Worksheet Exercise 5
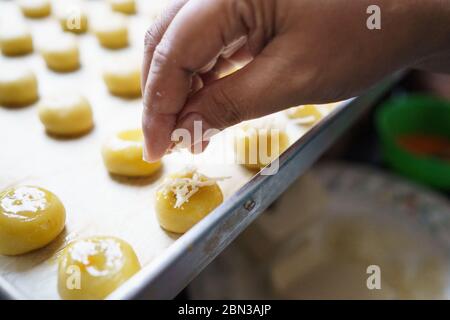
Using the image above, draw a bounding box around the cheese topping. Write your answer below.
[158,168,228,208]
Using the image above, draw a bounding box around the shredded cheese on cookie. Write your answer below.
[158,168,229,208]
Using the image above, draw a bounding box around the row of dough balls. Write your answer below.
[18,0,138,20]
[0,166,226,246]
[1,0,147,59]
[0,168,225,298]
[99,127,292,177]
[0,33,142,98]
[106,107,330,176]
[0,57,140,122]
[0,68,135,136]
[101,108,342,182]
[1,24,139,81]
[0,30,142,86]
[99,105,334,182]
[1,14,125,55]
[0,185,140,299]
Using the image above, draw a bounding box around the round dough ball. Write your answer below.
[102,129,162,177]
[38,93,94,136]
[59,7,88,34]
[19,0,52,19]
[109,0,136,15]
[0,23,33,56]
[41,35,80,72]
[156,169,224,234]
[235,126,290,170]
[286,104,323,125]
[0,186,66,256]
[93,13,128,49]
[0,64,38,107]
[103,58,141,98]
[58,236,141,300]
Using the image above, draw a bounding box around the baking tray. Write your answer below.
[0,0,404,299]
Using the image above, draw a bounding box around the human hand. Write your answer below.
[141,0,450,161]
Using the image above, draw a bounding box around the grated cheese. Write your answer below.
[158,167,229,209]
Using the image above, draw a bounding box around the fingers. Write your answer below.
[142,0,261,161]
[141,0,188,95]
[141,0,188,163]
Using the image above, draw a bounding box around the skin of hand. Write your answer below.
[141,0,450,162]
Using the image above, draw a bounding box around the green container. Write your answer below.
[376,95,450,190]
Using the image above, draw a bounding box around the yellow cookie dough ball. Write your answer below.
[109,0,136,15]
[0,23,33,56]
[41,34,80,72]
[93,13,128,49]
[38,93,94,137]
[59,7,88,34]
[0,64,38,107]
[19,0,52,19]
[0,186,66,256]
[103,58,141,98]
[102,129,162,177]
[58,236,141,300]
[156,168,224,234]
[286,104,323,125]
[235,126,290,170]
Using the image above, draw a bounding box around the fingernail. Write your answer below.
[142,110,175,162]
[142,141,163,163]
[142,143,152,162]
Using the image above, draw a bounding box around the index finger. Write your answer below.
[141,0,188,95]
